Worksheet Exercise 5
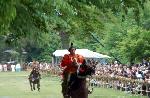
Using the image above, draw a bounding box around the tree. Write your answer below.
[0,0,150,63]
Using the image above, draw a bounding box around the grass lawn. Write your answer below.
[0,71,147,98]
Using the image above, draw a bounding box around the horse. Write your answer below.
[28,69,41,91]
[61,59,96,98]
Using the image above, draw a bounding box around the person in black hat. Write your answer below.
[60,43,88,98]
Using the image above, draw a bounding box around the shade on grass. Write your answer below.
[0,72,146,98]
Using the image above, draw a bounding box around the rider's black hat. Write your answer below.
[68,42,76,52]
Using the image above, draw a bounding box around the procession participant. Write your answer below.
[60,43,88,98]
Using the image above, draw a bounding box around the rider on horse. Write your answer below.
[28,67,41,91]
[29,67,41,80]
[60,43,89,98]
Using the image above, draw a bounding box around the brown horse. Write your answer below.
[28,69,41,91]
[62,59,96,98]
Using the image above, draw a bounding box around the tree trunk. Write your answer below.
[59,31,70,49]
[130,57,134,66]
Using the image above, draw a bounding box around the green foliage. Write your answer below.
[117,27,150,63]
[0,0,150,64]
[0,0,17,33]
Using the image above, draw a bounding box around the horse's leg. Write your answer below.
[62,81,71,98]
[37,81,40,91]
[33,83,35,90]
[29,80,33,91]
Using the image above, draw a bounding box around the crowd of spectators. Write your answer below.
[90,60,150,96]
[95,61,150,81]
[25,61,61,75]
[0,63,21,72]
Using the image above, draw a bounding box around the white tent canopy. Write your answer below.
[52,49,69,57]
[53,49,111,58]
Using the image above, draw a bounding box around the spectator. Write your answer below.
[3,63,7,72]
[11,64,16,72]
[0,64,2,72]
[16,63,21,72]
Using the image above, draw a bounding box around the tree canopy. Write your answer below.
[0,0,150,64]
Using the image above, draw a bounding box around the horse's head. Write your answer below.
[77,59,96,77]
